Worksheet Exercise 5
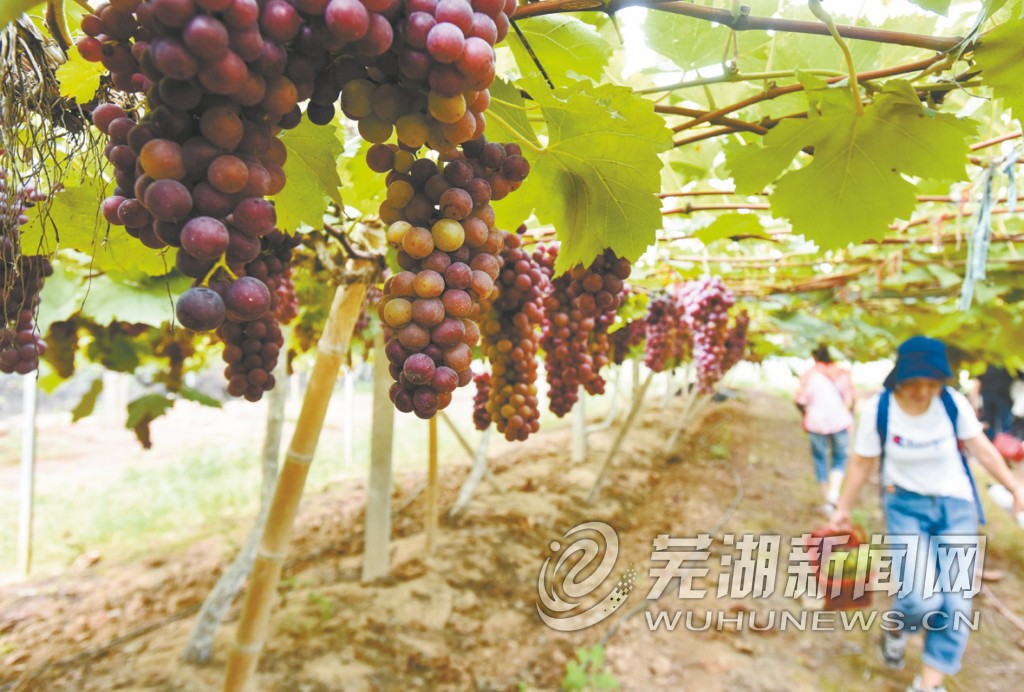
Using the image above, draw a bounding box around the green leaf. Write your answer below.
[492,78,672,274]
[1,1,40,28]
[179,386,222,408]
[79,273,189,327]
[733,80,974,249]
[36,258,85,332]
[511,15,610,84]
[724,123,808,195]
[276,118,344,230]
[55,49,104,103]
[338,136,385,217]
[126,393,174,429]
[485,76,540,148]
[72,377,104,422]
[644,11,732,73]
[908,0,951,14]
[974,15,1024,124]
[21,176,171,278]
[694,213,768,245]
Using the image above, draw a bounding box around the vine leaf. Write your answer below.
[80,273,190,326]
[338,136,385,216]
[726,78,974,249]
[694,214,769,245]
[907,0,952,14]
[0,1,40,28]
[643,9,732,73]
[72,377,104,422]
[276,118,344,231]
[973,14,1024,124]
[511,15,610,84]
[485,76,540,147]
[21,176,171,278]
[492,77,672,274]
[55,48,104,103]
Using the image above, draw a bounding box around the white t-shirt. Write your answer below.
[854,388,983,501]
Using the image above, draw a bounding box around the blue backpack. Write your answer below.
[876,386,985,524]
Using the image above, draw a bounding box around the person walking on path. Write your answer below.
[796,344,856,515]
[978,365,1014,440]
[829,336,1024,692]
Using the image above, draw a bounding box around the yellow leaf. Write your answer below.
[55,49,103,103]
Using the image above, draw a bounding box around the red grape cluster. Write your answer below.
[535,245,631,416]
[479,227,549,440]
[674,276,735,393]
[721,308,750,373]
[377,137,526,418]
[472,370,490,430]
[643,294,680,373]
[209,229,298,399]
[608,318,645,365]
[1,174,52,375]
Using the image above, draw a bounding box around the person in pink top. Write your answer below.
[795,344,856,514]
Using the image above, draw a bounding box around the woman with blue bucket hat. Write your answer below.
[829,336,1023,692]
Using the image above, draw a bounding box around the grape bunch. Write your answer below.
[721,309,750,373]
[377,137,526,418]
[643,294,679,373]
[480,227,549,441]
[608,318,645,365]
[534,245,631,416]
[675,276,735,393]
[1,173,52,375]
[472,370,490,430]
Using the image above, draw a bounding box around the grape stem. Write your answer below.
[807,0,863,116]
[201,253,238,286]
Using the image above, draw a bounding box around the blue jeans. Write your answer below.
[808,430,848,484]
[884,487,980,675]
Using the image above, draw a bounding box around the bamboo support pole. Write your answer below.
[183,354,287,664]
[362,331,396,583]
[17,374,38,577]
[571,396,587,463]
[587,371,655,504]
[426,416,438,555]
[223,281,368,691]
[448,427,494,519]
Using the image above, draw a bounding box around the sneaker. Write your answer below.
[878,631,906,670]
[821,501,836,517]
[906,675,946,692]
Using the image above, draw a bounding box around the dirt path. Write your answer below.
[1,389,1022,690]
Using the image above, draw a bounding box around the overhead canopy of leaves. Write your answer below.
[489,77,672,273]
[973,14,1024,124]
[726,78,975,249]
[510,15,610,85]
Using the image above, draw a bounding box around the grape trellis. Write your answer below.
[3,0,1024,686]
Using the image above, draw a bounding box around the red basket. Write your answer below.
[807,525,873,610]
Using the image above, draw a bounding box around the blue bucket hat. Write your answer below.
[883,335,953,389]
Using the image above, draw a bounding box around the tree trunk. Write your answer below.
[181,356,287,665]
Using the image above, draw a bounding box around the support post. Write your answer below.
[342,371,355,472]
[571,395,587,463]
[362,332,395,582]
[587,371,655,504]
[425,416,438,556]
[223,281,367,691]
[17,374,38,577]
[448,427,493,519]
